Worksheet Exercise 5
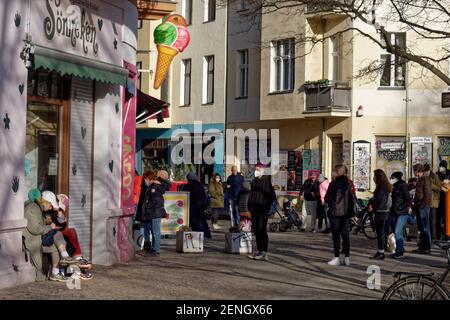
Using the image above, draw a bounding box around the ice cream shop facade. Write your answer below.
[0,0,145,288]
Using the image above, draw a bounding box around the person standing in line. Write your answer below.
[389,172,410,259]
[226,166,245,227]
[369,169,392,260]
[425,164,441,240]
[436,160,450,240]
[413,164,433,254]
[301,172,320,232]
[318,174,331,234]
[208,173,225,230]
[325,165,354,266]
[237,181,252,230]
[135,170,155,255]
[248,163,276,261]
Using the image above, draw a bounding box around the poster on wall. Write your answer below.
[272,151,288,195]
[353,141,371,191]
[438,137,450,166]
[411,142,433,167]
[161,192,190,234]
[376,137,406,179]
[294,150,303,192]
[302,149,321,182]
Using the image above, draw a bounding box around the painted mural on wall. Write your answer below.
[438,137,450,166]
[353,141,371,191]
[153,14,191,89]
[376,137,406,179]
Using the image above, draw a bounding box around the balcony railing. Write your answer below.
[304,81,351,114]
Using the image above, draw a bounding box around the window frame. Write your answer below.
[204,0,216,23]
[203,55,215,105]
[270,39,295,93]
[183,0,193,26]
[237,49,249,98]
[379,32,406,88]
[180,59,192,107]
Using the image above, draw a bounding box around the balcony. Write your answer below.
[304,0,351,20]
[304,81,351,117]
[137,0,176,20]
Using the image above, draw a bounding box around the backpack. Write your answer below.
[332,187,351,217]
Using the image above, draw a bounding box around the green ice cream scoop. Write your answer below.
[154,22,177,46]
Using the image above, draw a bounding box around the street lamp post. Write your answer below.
[396,63,411,179]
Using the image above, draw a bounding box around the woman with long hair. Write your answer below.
[208,173,225,230]
[370,169,393,260]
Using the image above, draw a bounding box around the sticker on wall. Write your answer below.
[109,160,114,173]
[18,83,24,95]
[81,126,87,140]
[153,14,191,89]
[14,12,21,28]
[81,194,86,208]
[3,113,10,130]
[98,18,103,31]
[12,176,19,194]
[24,158,32,177]
[72,163,77,176]
[113,38,118,50]
[115,102,119,114]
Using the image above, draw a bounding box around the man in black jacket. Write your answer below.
[390,172,410,258]
[248,163,276,261]
[302,172,320,232]
[437,160,450,240]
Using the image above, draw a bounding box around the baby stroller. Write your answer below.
[269,199,303,232]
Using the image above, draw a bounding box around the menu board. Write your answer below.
[353,141,371,191]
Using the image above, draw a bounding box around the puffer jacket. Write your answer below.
[391,180,409,216]
[415,173,432,209]
[208,182,224,208]
[141,179,171,221]
[248,175,276,215]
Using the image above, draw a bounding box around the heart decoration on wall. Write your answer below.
[81,126,87,139]
[72,163,77,176]
[115,102,119,114]
[98,18,103,31]
[14,12,21,28]
[81,194,87,208]
[18,83,24,95]
[109,160,114,173]
[113,38,118,50]
[3,114,10,130]
[12,176,19,194]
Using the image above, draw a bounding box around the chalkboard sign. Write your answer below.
[443,92,450,108]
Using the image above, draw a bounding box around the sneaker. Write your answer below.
[328,257,341,266]
[49,272,68,282]
[254,252,268,261]
[149,251,160,257]
[312,229,319,233]
[344,257,351,266]
[212,224,221,230]
[391,253,405,259]
[75,257,93,270]
[247,251,260,260]
[80,271,94,280]
[413,249,430,255]
[60,256,80,266]
[370,252,385,260]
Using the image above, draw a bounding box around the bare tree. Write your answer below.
[222,0,450,85]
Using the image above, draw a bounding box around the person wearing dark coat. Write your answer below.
[247,163,276,261]
[136,170,171,256]
[437,160,450,240]
[183,172,211,239]
[390,172,410,258]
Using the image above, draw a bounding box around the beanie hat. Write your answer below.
[28,188,41,202]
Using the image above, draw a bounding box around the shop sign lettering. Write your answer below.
[121,135,133,202]
[44,0,99,55]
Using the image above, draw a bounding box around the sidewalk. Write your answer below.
[0,223,448,300]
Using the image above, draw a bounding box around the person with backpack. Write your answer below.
[325,165,354,266]
[301,172,320,232]
[390,172,410,259]
[369,169,393,260]
[208,173,225,230]
[248,163,276,261]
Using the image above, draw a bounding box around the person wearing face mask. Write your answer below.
[208,173,225,230]
[413,164,432,254]
[389,172,410,258]
[247,163,276,261]
[437,160,450,240]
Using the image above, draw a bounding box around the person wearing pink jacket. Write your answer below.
[319,174,331,233]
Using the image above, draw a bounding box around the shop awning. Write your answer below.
[136,89,170,124]
[33,45,129,85]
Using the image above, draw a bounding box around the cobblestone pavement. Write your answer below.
[0,223,448,300]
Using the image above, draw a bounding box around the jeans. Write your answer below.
[418,207,432,251]
[251,214,269,252]
[142,218,162,253]
[395,215,410,255]
[305,200,318,231]
[375,212,389,251]
[229,198,240,226]
[330,213,350,257]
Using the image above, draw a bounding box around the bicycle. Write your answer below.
[349,198,377,240]
[382,241,450,300]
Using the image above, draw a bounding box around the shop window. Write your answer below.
[375,136,406,179]
[142,139,170,173]
[27,69,70,100]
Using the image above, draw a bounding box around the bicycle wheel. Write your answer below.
[362,212,377,240]
[382,276,450,300]
[279,220,289,232]
[269,222,279,232]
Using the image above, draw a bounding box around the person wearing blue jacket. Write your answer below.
[226,166,245,227]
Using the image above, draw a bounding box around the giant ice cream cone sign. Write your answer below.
[153,14,191,89]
